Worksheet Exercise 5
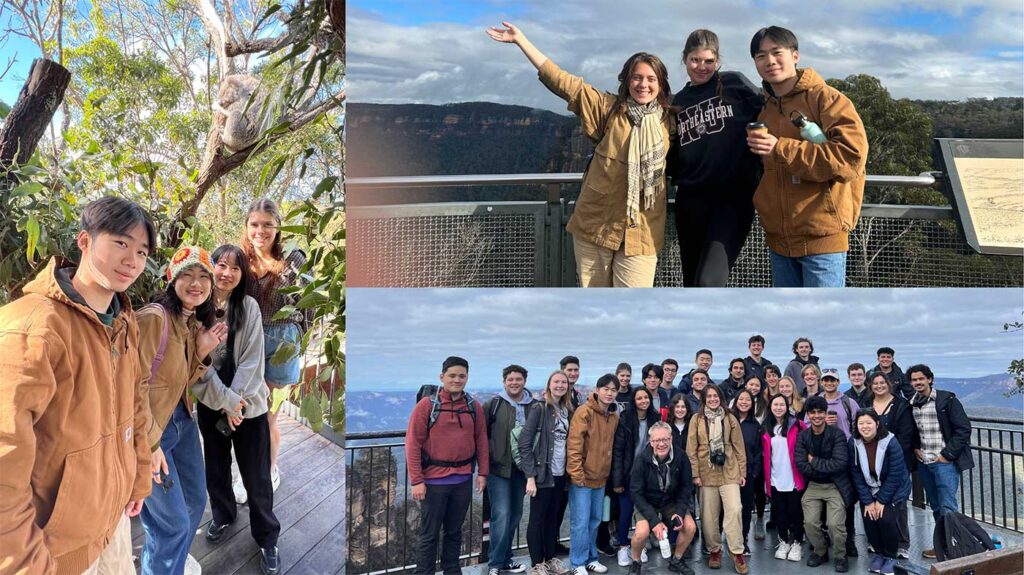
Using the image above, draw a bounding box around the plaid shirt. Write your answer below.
[912,388,944,462]
[247,249,309,327]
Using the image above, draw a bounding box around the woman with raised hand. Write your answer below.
[487,22,674,288]
[520,371,574,575]
[242,198,309,491]
[667,29,764,287]
[761,394,807,562]
[138,246,226,575]
[612,387,661,567]
[686,384,748,574]
[192,245,281,574]
[849,410,911,575]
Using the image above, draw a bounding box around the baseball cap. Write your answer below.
[820,368,840,381]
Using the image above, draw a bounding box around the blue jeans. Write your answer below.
[770,250,847,287]
[569,484,604,568]
[918,461,960,520]
[488,472,527,568]
[141,402,208,574]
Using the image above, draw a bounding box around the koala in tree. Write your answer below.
[215,74,265,152]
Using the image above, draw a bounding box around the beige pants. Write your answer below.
[801,481,847,558]
[701,483,744,555]
[82,514,134,575]
[572,236,658,288]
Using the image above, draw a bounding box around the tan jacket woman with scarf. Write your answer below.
[487,22,674,288]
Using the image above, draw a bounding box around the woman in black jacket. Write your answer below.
[867,372,915,559]
[612,386,661,566]
[731,390,764,555]
[520,371,575,575]
[667,394,692,454]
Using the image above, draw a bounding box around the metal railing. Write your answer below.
[345,416,1024,574]
[347,173,1023,287]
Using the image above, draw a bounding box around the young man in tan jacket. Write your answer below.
[0,197,156,574]
[746,26,868,287]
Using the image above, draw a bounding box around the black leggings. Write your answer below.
[527,475,567,565]
[771,487,805,544]
[863,503,900,558]
[674,189,755,287]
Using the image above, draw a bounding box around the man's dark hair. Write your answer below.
[616,362,632,374]
[877,347,895,357]
[81,196,157,255]
[730,358,746,370]
[765,364,782,378]
[847,362,866,374]
[906,364,933,381]
[642,363,664,381]
[560,355,580,369]
[696,349,713,359]
[748,335,765,346]
[749,26,799,58]
[502,364,528,380]
[595,373,618,390]
[791,337,814,354]
[442,356,469,373]
[692,368,710,380]
[661,358,678,369]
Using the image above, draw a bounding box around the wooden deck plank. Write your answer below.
[285,516,345,575]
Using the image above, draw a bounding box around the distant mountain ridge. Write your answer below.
[347,374,1022,433]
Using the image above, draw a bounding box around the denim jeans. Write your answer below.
[487,471,527,568]
[141,402,207,574]
[918,461,960,520]
[568,484,604,568]
[770,250,847,287]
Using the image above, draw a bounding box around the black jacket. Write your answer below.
[910,390,974,472]
[738,414,764,478]
[612,406,662,489]
[677,370,715,397]
[743,356,774,384]
[670,421,689,455]
[844,386,873,408]
[519,402,568,488]
[873,395,917,471]
[721,377,746,405]
[795,424,854,505]
[870,363,914,401]
[630,444,694,524]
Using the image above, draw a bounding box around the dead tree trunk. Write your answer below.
[0,59,71,179]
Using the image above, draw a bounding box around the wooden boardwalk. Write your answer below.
[131,414,345,574]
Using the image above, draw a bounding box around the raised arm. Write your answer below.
[486,22,548,70]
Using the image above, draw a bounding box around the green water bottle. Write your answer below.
[790,111,827,144]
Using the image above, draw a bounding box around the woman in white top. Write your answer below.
[760,394,808,562]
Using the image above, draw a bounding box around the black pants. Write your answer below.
[863,503,899,558]
[528,475,567,564]
[674,189,755,287]
[845,500,857,551]
[739,477,761,543]
[754,485,767,518]
[415,480,473,575]
[770,487,804,544]
[197,402,280,548]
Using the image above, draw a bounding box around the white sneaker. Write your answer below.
[545,558,570,575]
[787,542,802,562]
[640,548,648,564]
[571,567,587,575]
[775,542,791,560]
[897,548,909,560]
[617,547,631,567]
[584,561,607,573]
[489,568,500,575]
[185,554,202,575]
[233,475,248,505]
[270,465,280,492]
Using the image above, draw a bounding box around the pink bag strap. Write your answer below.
[148,303,170,382]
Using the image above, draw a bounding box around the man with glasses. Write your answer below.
[661,359,680,393]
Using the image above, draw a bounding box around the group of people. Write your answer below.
[0,196,310,575]
[406,337,974,575]
[487,23,868,288]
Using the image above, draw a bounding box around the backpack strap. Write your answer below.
[148,304,170,382]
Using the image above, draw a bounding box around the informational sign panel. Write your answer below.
[937,138,1024,255]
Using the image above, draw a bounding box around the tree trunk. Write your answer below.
[0,58,71,176]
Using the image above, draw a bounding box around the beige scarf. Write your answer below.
[625,98,666,221]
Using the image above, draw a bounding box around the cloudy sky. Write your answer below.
[348,0,1023,109]
[347,288,1024,391]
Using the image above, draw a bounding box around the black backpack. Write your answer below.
[415,384,479,469]
[933,511,996,561]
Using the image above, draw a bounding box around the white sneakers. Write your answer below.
[270,465,281,492]
[233,475,248,505]
[617,547,631,567]
[640,548,648,563]
[775,542,791,559]
[185,554,202,575]
[787,542,802,562]
[571,567,587,575]
[585,561,607,573]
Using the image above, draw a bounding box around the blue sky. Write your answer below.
[347,288,1024,392]
[347,0,1024,108]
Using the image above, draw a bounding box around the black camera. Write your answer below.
[709,449,727,467]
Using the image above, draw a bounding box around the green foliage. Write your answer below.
[1004,315,1023,397]
[916,97,1024,140]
